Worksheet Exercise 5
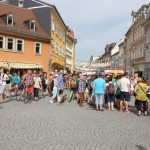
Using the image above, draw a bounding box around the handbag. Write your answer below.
[133,91,137,97]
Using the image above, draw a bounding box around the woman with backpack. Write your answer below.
[106,78,116,111]
[68,74,78,102]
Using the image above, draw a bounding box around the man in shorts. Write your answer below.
[120,72,131,113]
[23,70,34,102]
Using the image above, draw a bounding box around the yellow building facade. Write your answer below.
[50,9,67,72]
[66,30,77,72]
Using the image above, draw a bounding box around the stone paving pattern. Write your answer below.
[0,96,150,150]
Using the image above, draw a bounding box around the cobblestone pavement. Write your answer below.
[0,95,150,150]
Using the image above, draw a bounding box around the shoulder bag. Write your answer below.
[137,83,148,97]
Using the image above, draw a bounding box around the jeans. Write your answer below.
[95,94,104,105]
[34,88,39,98]
[51,86,57,101]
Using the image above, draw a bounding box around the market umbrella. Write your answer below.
[106,70,124,75]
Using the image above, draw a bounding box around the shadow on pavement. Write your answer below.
[136,145,147,150]
[0,106,3,109]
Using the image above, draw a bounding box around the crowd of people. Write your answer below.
[0,68,150,116]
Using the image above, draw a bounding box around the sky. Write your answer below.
[44,0,150,61]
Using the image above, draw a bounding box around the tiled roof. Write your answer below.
[0,3,48,37]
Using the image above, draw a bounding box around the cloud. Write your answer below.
[44,0,150,60]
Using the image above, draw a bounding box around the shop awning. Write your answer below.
[52,62,65,68]
[10,62,43,69]
[0,61,9,68]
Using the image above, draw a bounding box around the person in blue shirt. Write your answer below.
[57,70,64,90]
[13,73,20,87]
[93,72,106,111]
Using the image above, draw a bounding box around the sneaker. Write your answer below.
[50,100,53,104]
[144,112,147,117]
[137,112,141,116]
[100,109,104,111]
[35,97,38,101]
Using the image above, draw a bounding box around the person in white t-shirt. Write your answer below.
[0,69,9,103]
[120,72,131,113]
[34,72,42,100]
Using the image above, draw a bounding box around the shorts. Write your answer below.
[89,89,93,97]
[0,85,6,94]
[5,84,12,90]
[95,94,104,105]
[71,88,78,93]
[26,86,34,93]
[120,91,130,101]
[116,94,121,100]
[107,94,115,103]
[14,83,19,88]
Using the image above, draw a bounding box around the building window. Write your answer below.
[35,43,41,54]
[18,0,24,7]
[59,29,63,40]
[7,15,13,26]
[142,27,144,36]
[16,39,24,52]
[148,51,150,62]
[63,33,65,42]
[134,51,136,59]
[0,36,4,49]
[56,23,59,35]
[60,46,63,55]
[7,38,14,50]
[30,21,35,31]
[147,32,150,43]
[63,48,65,57]
[55,43,59,53]
[51,40,55,52]
[51,16,55,32]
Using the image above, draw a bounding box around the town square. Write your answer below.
[0,0,150,150]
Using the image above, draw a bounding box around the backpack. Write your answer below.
[18,83,24,91]
[88,79,94,90]
[108,83,115,96]
[70,79,77,88]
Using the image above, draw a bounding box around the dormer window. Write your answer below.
[30,21,35,31]
[7,15,14,26]
[18,0,24,7]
